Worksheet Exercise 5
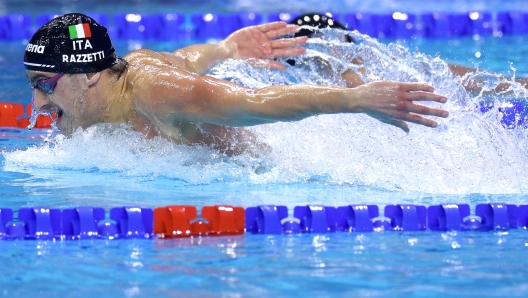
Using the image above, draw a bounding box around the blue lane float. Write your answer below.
[0,14,32,40]
[518,205,528,228]
[0,208,13,237]
[246,205,288,234]
[428,203,471,231]
[0,202,527,240]
[497,102,527,129]
[192,13,237,39]
[343,13,374,37]
[497,12,528,35]
[267,12,300,24]
[294,205,337,233]
[62,206,105,239]
[385,204,427,231]
[336,204,379,232]
[18,207,62,240]
[477,101,528,129]
[476,203,518,230]
[1,11,528,41]
[110,206,154,239]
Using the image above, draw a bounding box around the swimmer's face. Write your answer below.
[26,70,101,135]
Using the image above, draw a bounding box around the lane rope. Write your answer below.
[0,203,525,240]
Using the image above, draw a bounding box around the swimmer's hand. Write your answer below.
[224,22,308,70]
[353,81,449,133]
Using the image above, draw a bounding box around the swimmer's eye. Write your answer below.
[30,73,64,94]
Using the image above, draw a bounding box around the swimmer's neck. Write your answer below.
[99,68,160,138]
[100,68,134,124]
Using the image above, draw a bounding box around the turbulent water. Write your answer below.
[4,28,528,195]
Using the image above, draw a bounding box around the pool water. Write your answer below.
[2,230,528,297]
[3,0,528,297]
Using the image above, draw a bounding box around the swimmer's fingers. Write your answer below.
[270,36,308,49]
[398,82,448,103]
[405,103,449,118]
[262,23,301,39]
[400,82,436,92]
[406,91,447,103]
[266,60,287,70]
[381,118,409,133]
[256,22,288,33]
[368,110,436,131]
[376,105,444,129]
[271,47,306,58]
[395,112,439,128]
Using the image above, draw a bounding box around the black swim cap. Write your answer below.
[24,13,120,74]
[289,13,352,42]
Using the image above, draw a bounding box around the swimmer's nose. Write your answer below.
[32,88,49,111]
[32,89,63,117]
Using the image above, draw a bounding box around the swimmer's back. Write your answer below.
[124,49,188,71]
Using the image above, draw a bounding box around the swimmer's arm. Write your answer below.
[171,43,234,75]
[342,62,528,92]
[136,68,448,132]
[449,64,528,93]
[173,22,307,74]
[307,56,366,87]
[449,64,476,77]
[340,57,366,88]
[342,70,365,88]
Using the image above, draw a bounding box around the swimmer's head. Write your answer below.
[25,13,124,136]
[289,13,353,43]
[24,13,120,74]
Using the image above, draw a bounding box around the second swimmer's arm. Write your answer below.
[339,58,528,93]
[449,64,528,93]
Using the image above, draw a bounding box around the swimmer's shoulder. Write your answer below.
[120,50,193,106]
[124,49,187,69]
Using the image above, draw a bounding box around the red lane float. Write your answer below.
[0,103,52,129]
[154,205,207,238]
[154,205,244,238]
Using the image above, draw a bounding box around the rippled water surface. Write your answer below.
[2,231,528,297]
[3,1,528,296]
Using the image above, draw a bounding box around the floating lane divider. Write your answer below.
[1,11,528,41]
[1,203,528,240]
[0,102,527,130]
[0,103,52,129]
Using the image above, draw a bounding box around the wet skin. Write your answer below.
[28,22,449,152]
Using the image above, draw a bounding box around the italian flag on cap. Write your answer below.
[68,23,92,39]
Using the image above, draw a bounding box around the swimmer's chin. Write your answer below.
[54,119,80,137]
[55,115,103,137]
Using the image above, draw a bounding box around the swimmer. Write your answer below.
[288,13,528,92]
[24,13,448,153]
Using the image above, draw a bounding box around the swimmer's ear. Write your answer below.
[86,72,101,87]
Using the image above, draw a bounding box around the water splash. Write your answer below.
[5,28,528,194]
[27,93,62,141]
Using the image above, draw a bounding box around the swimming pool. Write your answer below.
[2,0,528,296]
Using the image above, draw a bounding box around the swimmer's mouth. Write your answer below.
[39,103,63,122]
